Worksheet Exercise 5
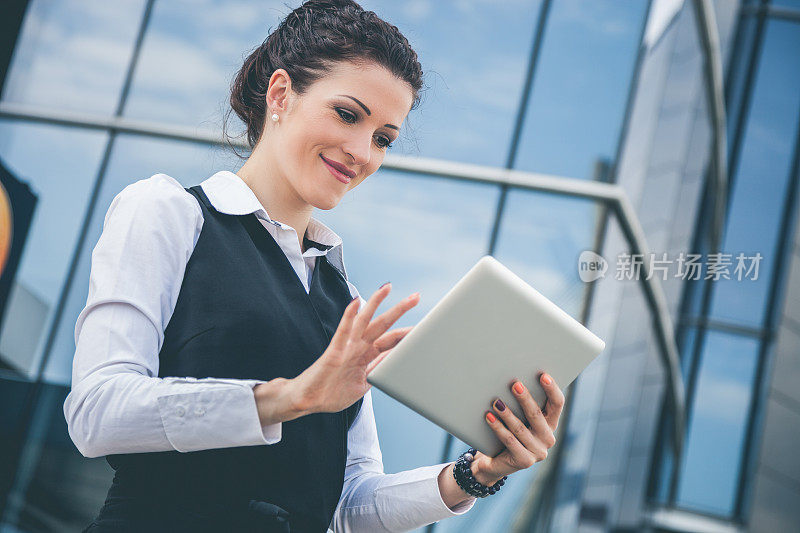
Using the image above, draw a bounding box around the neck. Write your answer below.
[235,143,314,252]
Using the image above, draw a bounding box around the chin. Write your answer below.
[311,194,342,211]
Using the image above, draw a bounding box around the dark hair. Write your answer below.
[224,0,424,152]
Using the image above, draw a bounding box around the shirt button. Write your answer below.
[176,406,186,417]
[195,406,206,416]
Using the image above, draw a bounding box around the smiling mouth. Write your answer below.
[320,154,355,183]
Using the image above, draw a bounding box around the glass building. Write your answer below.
[1,0,798,531]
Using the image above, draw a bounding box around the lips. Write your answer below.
[320,154,356,180]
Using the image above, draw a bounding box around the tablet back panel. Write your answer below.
[366,255,606,457]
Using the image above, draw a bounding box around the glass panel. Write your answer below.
[651,406,675,505]
[768,0,800,10]
[0,380,111,531]
[1,0,145,114]
[513,0,649,179]
[316,168,501,473]
[359,0,542,166]
[678,326,701,379]
[724,12,758,149]
[493,190,600,320]
[124,0,543,168]
[122,0,287,127]
[0,120,107,380]
[708,19,800,328]
[675,330,760,516]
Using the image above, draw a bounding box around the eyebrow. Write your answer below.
[338,94,399,131]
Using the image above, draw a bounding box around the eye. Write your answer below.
[374,135,393,149]
[335,107,357,124]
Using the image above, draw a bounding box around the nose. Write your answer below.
[342,133,372,167]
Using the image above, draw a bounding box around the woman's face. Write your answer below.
[265,60,415,210]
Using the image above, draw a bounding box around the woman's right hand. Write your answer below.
[294,282,420,414]
[254,283,420,425]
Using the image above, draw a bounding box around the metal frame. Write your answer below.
[693,0,730,260]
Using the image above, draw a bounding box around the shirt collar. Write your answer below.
[199,170,349,280]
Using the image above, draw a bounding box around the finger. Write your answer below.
[373,326,413,352]
[352,283,393,337]
[539,372,565,431]
[330,297,361,351]
[484,411,539,467]
[510,380,553,447]
[490,397,541,452]
[366,348,392,375]
[363,294,420,344]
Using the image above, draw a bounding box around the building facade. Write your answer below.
[0,0,798,531]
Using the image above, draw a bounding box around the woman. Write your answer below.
[64,1,566,531]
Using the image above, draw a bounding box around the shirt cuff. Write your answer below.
[373,462,476,531]
[156,380,282,452]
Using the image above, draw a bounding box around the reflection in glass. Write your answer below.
[2,0,144,114]
[493,189,599,320]
[724,12,758,147]
[677,325,700,380]
[708,20,800,328]
[1,381,111,531]
[123,0,287,128]
[0,120,107,379]
[675,330,760,516]
[651,406,675,505]
[360,0,542,166]
[514,0,649,179]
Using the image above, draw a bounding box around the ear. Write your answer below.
[266,68,292,113]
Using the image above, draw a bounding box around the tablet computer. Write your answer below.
[366,255,606,457]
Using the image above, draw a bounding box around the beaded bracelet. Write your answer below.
[452,448,507,498]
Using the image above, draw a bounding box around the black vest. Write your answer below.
[91,185,363,533]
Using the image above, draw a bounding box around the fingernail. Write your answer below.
[486,412,496,423]
[380,281,391,289]
[541,373,552,386]
[513,382,524,395]
[493,399,506,412]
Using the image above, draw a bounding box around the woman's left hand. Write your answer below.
[471,372,565,485]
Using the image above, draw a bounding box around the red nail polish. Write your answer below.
[486,412,496,423]
[513,382,524,395]
[542,374,552,386]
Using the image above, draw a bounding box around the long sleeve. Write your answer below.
[63,174,281,458]
[330,285,477,532]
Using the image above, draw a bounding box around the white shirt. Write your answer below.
[63,170,476,532]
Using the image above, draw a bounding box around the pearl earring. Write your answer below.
[271,113,279,122]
